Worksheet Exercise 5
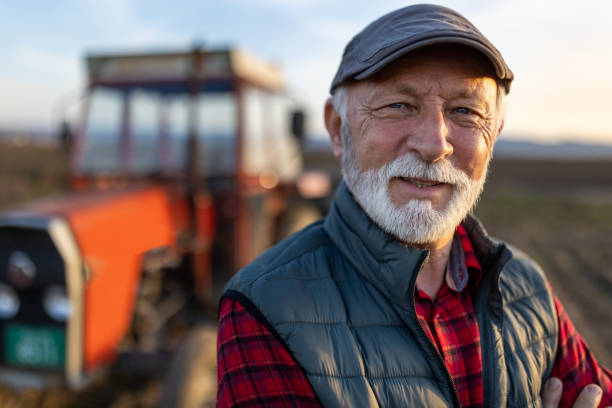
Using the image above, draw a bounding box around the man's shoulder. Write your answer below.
[498,242,552,300]
[500,242,544,274]
[465,216,550,291]
[225,218,336,294]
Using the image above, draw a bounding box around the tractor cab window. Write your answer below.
[197,93,237,176]
[242,87,301,182]
[77,86,237,177]
[80,88,123,172]
[165,92,237,176]
[130,89,161,174]
[166,95,189,173]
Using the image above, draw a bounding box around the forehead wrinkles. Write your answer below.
[369,72,495,104]
[346,59,499,119]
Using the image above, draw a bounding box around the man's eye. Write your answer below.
[455,107,473,115]
[377,102,415,117]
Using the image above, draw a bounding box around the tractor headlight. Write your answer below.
[43,285,71,322]
[0,283,20,319]
[7,251,37,289]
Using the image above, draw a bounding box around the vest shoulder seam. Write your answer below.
[244,235,333,289]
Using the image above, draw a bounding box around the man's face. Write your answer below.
[327,48,503,248]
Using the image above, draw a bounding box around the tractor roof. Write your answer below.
[86,48,285,91]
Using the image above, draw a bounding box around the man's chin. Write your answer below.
[390,198,449,216]
[342,154,486,246]
[362,196,457,246]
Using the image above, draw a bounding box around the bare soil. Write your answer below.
[1,144,611,405]
[476,158,612,368]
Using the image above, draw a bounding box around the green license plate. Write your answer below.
[4,323,65,369]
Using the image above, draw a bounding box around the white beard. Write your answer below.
[341,124,489,245]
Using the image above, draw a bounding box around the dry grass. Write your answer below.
[0,141,68,211]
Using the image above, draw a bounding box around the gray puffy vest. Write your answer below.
[225,183,558,407]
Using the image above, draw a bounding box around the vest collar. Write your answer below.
[323,182,510,310]
[323,182,428,310]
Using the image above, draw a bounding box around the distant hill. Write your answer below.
[0,128,54,146]
[305,135,612,160]
[3,127,611,160]
[494,139,612,160]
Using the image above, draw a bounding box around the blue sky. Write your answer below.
[1,0,611,143]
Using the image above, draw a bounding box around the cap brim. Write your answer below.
[352,35,512,91]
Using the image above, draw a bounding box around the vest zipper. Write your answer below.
[476,297,496,408]
[477,243,511,408]
[408,253,461,408]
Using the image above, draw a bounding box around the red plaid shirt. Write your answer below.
[217,225,612,407]
[413,224,484,407]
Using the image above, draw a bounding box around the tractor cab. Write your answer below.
[72,48,303,188]
[0,47,325,395]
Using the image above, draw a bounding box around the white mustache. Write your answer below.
[374,154,470,186]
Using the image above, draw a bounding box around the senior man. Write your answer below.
[217,4,612,407]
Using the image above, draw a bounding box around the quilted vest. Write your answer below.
[224,183,558,407]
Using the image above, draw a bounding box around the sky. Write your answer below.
[1,0,611,144]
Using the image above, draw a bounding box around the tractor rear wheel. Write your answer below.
[158,323,217,408]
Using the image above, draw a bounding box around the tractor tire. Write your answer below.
[158,324,217,408]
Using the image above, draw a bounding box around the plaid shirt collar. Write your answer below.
[445,223,482,293]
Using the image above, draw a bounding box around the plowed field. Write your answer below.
[1,142,610,405]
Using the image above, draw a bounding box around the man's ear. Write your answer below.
[324,98,344,158]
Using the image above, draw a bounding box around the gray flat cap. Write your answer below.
[330,4,513,94]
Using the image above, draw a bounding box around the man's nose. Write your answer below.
[406,108,453,162]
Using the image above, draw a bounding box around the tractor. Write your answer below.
[0,47,331,406]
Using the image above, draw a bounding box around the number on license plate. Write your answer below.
[4,323,65,369]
